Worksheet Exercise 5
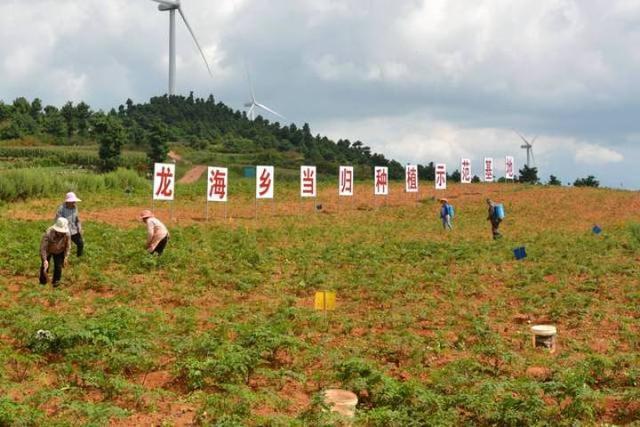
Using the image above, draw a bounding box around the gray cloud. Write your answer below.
[1,0,639,187]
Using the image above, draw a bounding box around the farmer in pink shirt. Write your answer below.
[139,210,169,255]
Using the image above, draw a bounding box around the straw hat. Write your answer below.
[65,192,81,203]
[439,198,449,203]
[139,210,154,220]
[52,217,70,234]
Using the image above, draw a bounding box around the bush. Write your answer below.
[574,175,600,188]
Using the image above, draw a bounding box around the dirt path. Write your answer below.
[179,165,207,184]
[167,151,182,162]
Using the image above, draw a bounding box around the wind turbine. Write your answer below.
[243,67,285,121]
[515,131,537,168]
[150,0,213,96]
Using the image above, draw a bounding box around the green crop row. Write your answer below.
[0,168,149,202]
[0,146,147,170]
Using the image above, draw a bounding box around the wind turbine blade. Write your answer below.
[150,0,180,7]
[530,136,538,146]
[247,104,256,120]
[513,130,529,145]
[178,8,213,77]
[244,61,256,102]
[531,149,536,166]
[255,102,285,120]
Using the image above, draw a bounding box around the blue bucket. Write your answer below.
[592,225,602,235]
[514,247,527,260]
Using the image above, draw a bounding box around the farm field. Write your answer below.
[1,180,640,425]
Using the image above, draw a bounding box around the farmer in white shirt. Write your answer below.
[55,192,84,257]
[139,210,169,255]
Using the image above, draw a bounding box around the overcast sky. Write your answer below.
[1,0,639,187]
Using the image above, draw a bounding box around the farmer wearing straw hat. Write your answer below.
[39,217,71,287]
[139,210,169,255]
[55,192,84,257]
[439,198,454,230]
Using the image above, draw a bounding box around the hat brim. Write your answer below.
[52,226,69,233]
[66,198,81,202]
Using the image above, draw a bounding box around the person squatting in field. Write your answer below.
[487,198,503,239]
[439,198,454,230]
[140,210,169,255]
[55,192,84,257]
[39,217,71,287]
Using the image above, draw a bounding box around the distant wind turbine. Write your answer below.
[515,131,537,168]
[150,0,213,96]
[243,66,285,121]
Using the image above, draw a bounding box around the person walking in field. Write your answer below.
[439,198,454,230]
[140,210,169,255]
[39,217,71,287]
[487,198,504,239]
[55,192,84,257]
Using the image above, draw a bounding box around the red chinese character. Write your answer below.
[406,167,418,190]
[376,168,388,193]
[302,168,315,195]
[258,168,272,196]
[506,159,513,176]
[436,168,446,186]
[155,166,173,197]
[485,160,493,179]
[341,168,353,193]
[462,160,471,181]
[209,169,227,199]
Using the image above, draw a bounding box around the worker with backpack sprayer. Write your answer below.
[439,198,454,230]
[487,198,505,239]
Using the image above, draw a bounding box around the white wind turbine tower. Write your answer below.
[150,0,213,96]
[515,131,537,168]
[244,67,285,121]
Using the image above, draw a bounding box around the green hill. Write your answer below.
[0,94,405,178]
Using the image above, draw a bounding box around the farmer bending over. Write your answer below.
[486,198,502,240]
[39,217,71,287]
[439,198,454,230]
[55,192,84,257]
[140,210,169,255]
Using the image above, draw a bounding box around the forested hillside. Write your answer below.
[0,94,408,178]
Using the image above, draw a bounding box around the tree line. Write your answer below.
[0,94,406,176]
[0,95,599,186]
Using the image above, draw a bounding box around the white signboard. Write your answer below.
[435,163,447,190]
[505,156,515,180]
[484,157,494,182]
[300,165,317,198]
[374,166,388,195]
[405,164,419,193]
[153,162,175,201]
[339,166,354,196]
[461,158,472,184]
[207,167,228,202]
[256,165,274,199]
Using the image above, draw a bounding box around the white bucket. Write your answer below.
[531,325,557,352]
[323,389,358,418]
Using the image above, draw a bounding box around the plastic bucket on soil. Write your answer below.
[531,325,557,353]
[323,389,358,418]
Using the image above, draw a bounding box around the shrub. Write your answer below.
[574,175,600,187]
